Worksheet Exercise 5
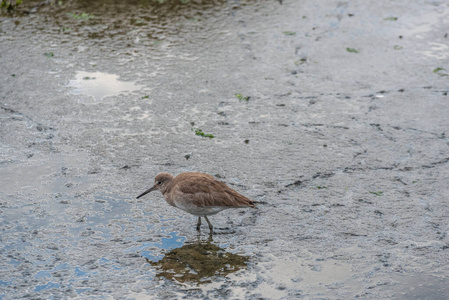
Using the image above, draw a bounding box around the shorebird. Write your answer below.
[136,172,257,232]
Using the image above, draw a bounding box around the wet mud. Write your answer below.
[1,0,449,299]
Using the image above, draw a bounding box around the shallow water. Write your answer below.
[69,71,145,102]
[1,0,449,299]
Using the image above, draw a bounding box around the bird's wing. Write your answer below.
[175,175,255,208]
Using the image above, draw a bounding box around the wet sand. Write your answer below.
[1,0,449,298]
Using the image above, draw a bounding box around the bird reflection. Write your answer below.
[147,236,248,284]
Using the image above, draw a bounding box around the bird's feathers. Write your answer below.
[165,172,256,208]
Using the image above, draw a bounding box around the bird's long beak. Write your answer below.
[136,185,156,199]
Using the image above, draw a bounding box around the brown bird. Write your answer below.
[136,172,257,232]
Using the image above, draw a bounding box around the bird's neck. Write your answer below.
[160,180,177,206]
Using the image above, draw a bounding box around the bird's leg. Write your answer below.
[207,231,213,242]
[196,217,201,231]
[204,216,214,232]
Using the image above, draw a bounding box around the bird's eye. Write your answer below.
[157,181,162,185]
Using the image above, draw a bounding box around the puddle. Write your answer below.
[68,71,145,102]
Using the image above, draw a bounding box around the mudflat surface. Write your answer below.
[1,0,449,299]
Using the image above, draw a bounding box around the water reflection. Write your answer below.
[68,71,144,102]
[147,237,248,284]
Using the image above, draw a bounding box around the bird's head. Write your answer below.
[136,173,174,199]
